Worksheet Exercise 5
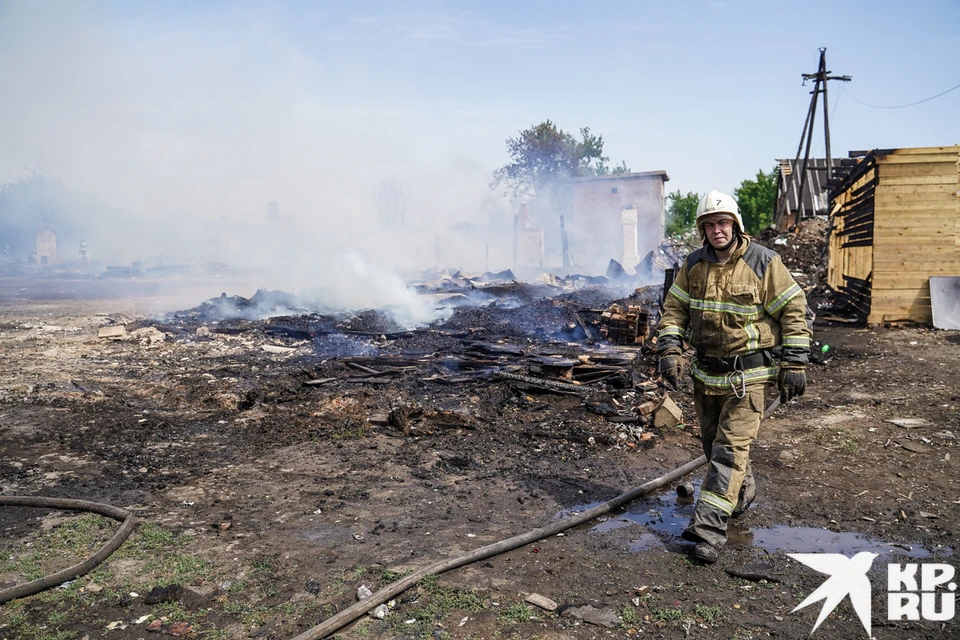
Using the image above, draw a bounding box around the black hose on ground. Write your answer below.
[0,496,136,604]
[291,454,707,640]
[292,396,783,640]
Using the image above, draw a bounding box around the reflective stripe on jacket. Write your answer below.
[657,236,811,388]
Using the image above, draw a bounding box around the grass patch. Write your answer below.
[619,603,643,625]
[496,602,533,623]
[0,598,79,640]
[0,514,115,581]
[143,551,217,586]
[650,606,686,623]
[695,604,726,625]
[332,418,368,439]
[332,564,368,589]
[0,550,44,580]
[379,568,411,584]
[121,522,190,556]
[391,574,485,635]
[838,438,858,454]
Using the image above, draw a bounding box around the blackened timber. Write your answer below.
[346,362,380,375]
[840,238,874,249]
[494,371,588,394]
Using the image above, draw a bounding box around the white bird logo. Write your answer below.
[788,551,879,638]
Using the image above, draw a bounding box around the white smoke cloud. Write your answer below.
[0,2,516,324]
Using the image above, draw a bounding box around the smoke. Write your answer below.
[299,252,441,327]
[0,3,667,330]
[0,2,516,323]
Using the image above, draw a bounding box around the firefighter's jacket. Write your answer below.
[657,236,811,391]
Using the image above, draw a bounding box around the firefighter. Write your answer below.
[657,190,810,563]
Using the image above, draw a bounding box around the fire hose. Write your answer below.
[0,398,779,633]
[0,496,135,605]
[291,395,781,640]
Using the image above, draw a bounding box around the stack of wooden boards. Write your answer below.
[827,145,960,324]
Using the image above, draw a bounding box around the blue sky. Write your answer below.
[1,0,958,220]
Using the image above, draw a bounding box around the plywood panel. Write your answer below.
[874,309,933,324]
[874,236,956,247]
[882,146,960,155]
[880,175,958,186]
[871,289,931,301]
[873,218,956,230]
[872,258,960,271]
[874,200,959,211]
[881,162,958,178]
[871,240,958,251]
[873,210,954,220]
[876,184,957,196]
[873,254,958,266]
[868,300,932,324]
[873,273,949,289]
[878,154,960,165]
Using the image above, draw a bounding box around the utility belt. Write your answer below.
[695,349,772,373]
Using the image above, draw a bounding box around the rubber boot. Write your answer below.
[692,542,720,564]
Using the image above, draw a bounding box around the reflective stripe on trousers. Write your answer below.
[682,380,767,549]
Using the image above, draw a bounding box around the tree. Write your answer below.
[664,190,701,238]
[374,178,409,229]
[734,168,777,235]
[490,120,628,202]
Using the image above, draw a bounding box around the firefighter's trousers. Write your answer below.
[681,380,767,549]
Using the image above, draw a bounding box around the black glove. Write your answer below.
[659,355,682,390]
[779,367,806,403]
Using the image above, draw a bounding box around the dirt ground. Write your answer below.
[1,274,958,640]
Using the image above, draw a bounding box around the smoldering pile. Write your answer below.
[139,270,683,445]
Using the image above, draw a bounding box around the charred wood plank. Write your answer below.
[303,377,339,386]
[494,371,587,394]
[605,415,640,424]
[341,355,437,366]
[346,362,380,375]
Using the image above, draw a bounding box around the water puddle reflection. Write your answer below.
[575,485,951,558]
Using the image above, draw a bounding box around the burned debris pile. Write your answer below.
[756,216,829,292]
[136,276,690,453]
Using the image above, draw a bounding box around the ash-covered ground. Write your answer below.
[1,235,958,640]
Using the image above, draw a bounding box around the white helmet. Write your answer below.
[696,190,743,240]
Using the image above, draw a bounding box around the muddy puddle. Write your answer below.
[565,486,952,559]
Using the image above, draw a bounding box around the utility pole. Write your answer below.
[775,48,850,228]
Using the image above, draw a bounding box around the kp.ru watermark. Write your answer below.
[789,552,956,637]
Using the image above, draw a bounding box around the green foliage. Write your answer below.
[143,551,216,586]
[734,168,777,235]
[497,602,534,623]
[650,606,686,623]
[491,120,629,201]
[1,551,44,580]
[122,523,188,555]
[392,574,485,635]
[694,604,726,625]
[619,604,643,625]
[665,190,701,238]
[379,568,411,583]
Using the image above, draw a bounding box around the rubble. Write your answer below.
[599,304,651,345]
[97,325,127,339]
[134,279,684,453]
[525,593,558,611]
[563,604,619,628]
[131,326,165,344]
[653,394,683,428]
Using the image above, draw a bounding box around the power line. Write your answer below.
[814,88,844,156]
[841,81,960,109]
